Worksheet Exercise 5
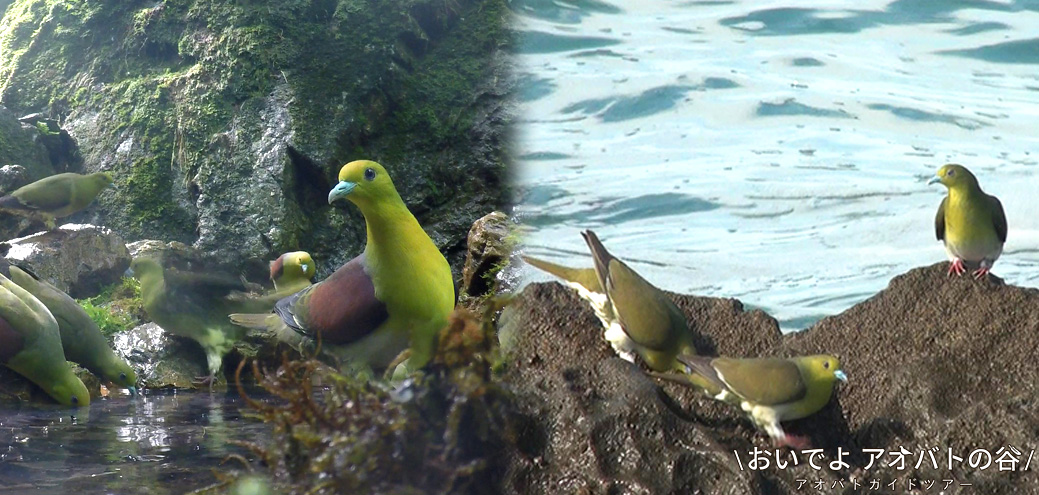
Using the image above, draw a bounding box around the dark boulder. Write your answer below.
[499,263,1039,494]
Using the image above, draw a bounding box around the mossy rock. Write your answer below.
[0,0,512,278]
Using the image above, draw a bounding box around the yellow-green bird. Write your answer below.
[130,257,253,387]
[653,354,846,447]
[231,160,455,371]
[0,171,114,229]
[928,164,1007,279]
[522,230,694,372]
[270,251,316,293]
[2,260,137,393]
[227,251,318,313]
[0,271,90,406]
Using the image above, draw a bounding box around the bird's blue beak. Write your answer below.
[124,267,134,278]
[834,370,848,382]
[926,175,941,186]
[128,386,138,396]
[300,263,309,274]
[328,181,357,204]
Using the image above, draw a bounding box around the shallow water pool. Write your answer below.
[0,390,268,494]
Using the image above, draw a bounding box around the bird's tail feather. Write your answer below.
[229,312,309,352]
[522,255,577,281]
[581,230,614,292]
[229,313,270,329]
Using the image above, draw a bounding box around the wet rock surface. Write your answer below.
[499,263,1039,494]
[0,164,30,192]
[0,105,52,179]
[462,211,512,299]
[4,224,131,298]
[111,323,214,390]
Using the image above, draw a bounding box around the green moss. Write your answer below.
[78,298,131,336]
[77,276,144,335]
[1,0,511,262]
[391,0,509,144]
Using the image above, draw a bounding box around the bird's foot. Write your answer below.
[947,258,967,277]
[193,374,216,391]
[972,267,991,280]
[775,433,812,450]
[384,349,412,381]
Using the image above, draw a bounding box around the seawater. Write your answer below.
[512,0,1039,330]
[0,390,268,494]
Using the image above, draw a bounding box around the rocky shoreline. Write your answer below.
[498,264,1039,494]
[2,209,1037,493]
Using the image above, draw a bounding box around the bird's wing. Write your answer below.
[712,358,807,406]
[269,255,286,283]
[275,254,388,345]
[673,355,723,382]
[0,274,54,341]
[0,317,26,362]
[988,194,1007,243]
[604,258,681,349]
[583,229,686,350]
[669,353,727,397]
[164,269,250,299]
[4,176,75,211]
[934,196,946,241]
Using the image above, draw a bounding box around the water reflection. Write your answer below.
[0,390,269,494]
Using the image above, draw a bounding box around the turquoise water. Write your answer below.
[0,391,266,494]
[512,0,1039,330]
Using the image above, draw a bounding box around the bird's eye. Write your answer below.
[71,396,79,405]
[946,169,955,177]
[364,168,376,181]
[823,361,830,369]
[120,372,127,380]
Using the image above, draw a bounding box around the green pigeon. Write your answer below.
[0,171,114,229]
[522,230,694,372]
[270,251,316,293]
[2,260,137,393]
[0,271,90,406]
[231,160,455,371]
[130,257,253,387]
[928,164,1007,279]
[653,354,847,447]
[227,251,318,314]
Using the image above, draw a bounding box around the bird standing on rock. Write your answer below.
[652,354,847,447]
[928,164,1007,279]
[2,259,137,393]
[231,160,455,372]
[523,230,695,372]
[0,171,114,229]
[0,271,90,406]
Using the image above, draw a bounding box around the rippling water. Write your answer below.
[0,391,267,494]
[512,0,1039,330]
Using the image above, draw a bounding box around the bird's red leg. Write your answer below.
[776,433,812,450]
[948,258,966,276]
[972,267,991,280]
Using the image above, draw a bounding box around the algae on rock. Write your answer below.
[0,0,513,276]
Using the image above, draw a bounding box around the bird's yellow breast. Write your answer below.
[944,189,1001,260]
[364,212,454,328]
